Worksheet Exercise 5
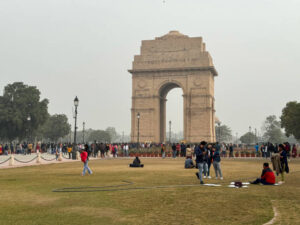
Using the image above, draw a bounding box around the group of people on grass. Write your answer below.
[80,140,290,187]
[251,143,289,185]
[183,141,223,184]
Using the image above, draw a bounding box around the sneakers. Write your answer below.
[215,177,219,180]
[220,177,223,180]
[204,176,207,178]
[208,176,211,179]
[200,181,204,185]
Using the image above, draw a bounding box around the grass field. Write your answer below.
[0,158,299,225]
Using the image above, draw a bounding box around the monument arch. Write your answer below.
[129,31,218,143]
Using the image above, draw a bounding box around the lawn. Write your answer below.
[0,158,299,225]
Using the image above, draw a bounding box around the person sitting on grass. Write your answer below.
[250,162,275,185]
[129,156,144,168]
[184,157,195,168]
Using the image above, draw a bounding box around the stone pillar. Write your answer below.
[9,154,14,166]
[36,152,41,163]
[58,152,62,161]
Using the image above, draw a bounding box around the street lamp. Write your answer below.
[169,120,172,143]
[27,116,31,142]
[82,122,85,143]
[137,112,140,149]
[73,96,79,159]
[217,122,221,143]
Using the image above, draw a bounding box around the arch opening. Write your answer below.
[159,83,184,143]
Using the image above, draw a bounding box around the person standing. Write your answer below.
[81,145,93,176]
[212,146,223,180]
[176,143,181,157]
[292,144,297,158]
[204,144,212,179]
[279,144,289,183]
[67,144,72,159]
[172,143,177,158]
[161,143,166,159]
[255,143,259,156]
[229,143,234,157]
[221,143,226,157]
[195,141,207,184]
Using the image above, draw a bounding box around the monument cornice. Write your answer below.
[128,66,218,76]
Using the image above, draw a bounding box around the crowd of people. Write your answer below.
[0,141,299,161]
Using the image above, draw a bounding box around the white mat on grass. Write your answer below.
[202,184,222,187]
[228,185,249,188]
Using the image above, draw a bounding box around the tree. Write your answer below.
[281,101,300,141]
[240,132,256,145]
[87,130,111,143]
[262,115,284,143]
[0,82,48,141]
[41,114,71,141]
[105,127,120,142]
[215,124,232,142]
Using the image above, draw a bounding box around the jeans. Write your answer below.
[213,161,223,178]
[197,163,204,181]
[203,162,208,176]
[207,161,212,176]
[172,150,177,158]
[82,160,93,175]
[252,178,273,185]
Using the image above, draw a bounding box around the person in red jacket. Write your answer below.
[250,163,275,185]
[80,145,93,176]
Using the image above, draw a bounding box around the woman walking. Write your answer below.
[81,145,93,176]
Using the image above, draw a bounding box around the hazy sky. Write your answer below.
[1,0,299,138]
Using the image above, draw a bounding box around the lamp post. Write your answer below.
[137,112,140,150]
[255,128,257,144]
[73,96,79,159]
[27,116,31,142]
[82,121,85,143]
[169,120,172,144]
[217,122,221,143]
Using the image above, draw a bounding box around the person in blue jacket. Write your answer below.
[212,145,223,180]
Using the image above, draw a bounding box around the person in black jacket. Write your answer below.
[129,156,144,167]
[172,143,177,158]
[195,141,207,184]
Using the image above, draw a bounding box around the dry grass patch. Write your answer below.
[0,158,299,225]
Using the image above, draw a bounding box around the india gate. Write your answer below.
[129,31,218,143]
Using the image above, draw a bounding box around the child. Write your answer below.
[80,146,93,176]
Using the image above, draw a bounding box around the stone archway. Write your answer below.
[158,81,184,143]
[129,31,218,143]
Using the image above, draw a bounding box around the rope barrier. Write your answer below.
[14,156,38,163]
[0,157,11,164]
[40,155,56,161]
